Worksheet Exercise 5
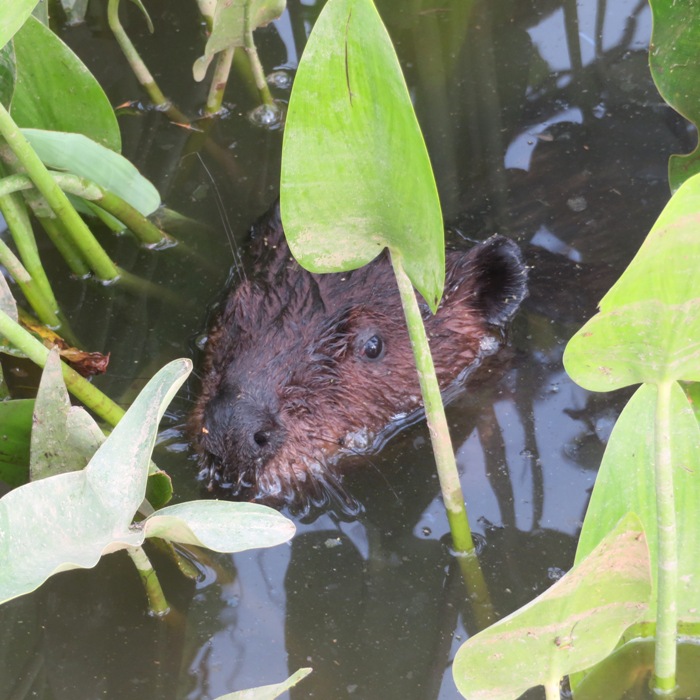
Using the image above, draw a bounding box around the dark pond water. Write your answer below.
[0,0,693,698]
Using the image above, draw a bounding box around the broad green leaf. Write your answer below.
[21,129,160,216]
[142,500,296,552]
[11,17,120,151]
[30,350,105,481]
[564,173,700,390]
[599,173,700,310]
[0,359,191,604]
[575,383,700,626]
[214,668,313,700]
[0,42,15,108]
[0,398,33,487]
[280,0,444,312]
[452,514,651,700]
[193,0,286,81]
[145,469,173,510]
[649,0,700,191]
[563,299,700,391]
[0,0,37,50]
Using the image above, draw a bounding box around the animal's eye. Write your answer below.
[361,334,384,361]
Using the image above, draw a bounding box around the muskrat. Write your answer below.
[191,203,527,510]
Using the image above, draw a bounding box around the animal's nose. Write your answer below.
[241,409,280,461]
[201,387,284,469]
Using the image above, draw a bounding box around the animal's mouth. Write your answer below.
[195,449,362,518]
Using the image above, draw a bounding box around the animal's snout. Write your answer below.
[200,385,285,472]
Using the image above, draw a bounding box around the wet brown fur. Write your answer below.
[191,204,527,510]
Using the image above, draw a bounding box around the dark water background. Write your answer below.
[0,0,693,698]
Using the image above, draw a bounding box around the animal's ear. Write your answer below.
[465,236,528,326]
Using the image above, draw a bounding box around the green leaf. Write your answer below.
[280,0,444,311]
[562,299,700,391]
[575,383,700,626]
[564,173,700,390]
[193,0,286,81]
[213,668,313,700]
[11,17,120,151]
[30,349,105,481]
[0,398,33,487]
[452,514,651,700]
[21,129,160,216]
[649,0,700,191]
[142,500,296,552]
[0,42,15,108]
[0,0,37,50]
[0,359,191,604]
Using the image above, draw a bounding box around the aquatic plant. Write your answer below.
[280,0,477,564]
[0,349,296,614]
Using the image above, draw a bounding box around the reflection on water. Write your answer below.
[0,0,692,699]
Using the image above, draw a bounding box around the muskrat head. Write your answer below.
[191,204,527,512]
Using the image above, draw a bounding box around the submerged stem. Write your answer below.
[0,104,120,281]
[125,545,170,616]
[653,379,678,692]
[544,678,561,700]
[205,48,235,115]
[107,0,189,124]
[244,29,275,106]
[390,256,472,551]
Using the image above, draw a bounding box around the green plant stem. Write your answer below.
[0,308,126,426]
[653,379,678,692]
[0,104,120,281]
[205,47,235,115]
[544,679,561,700]
[0,190,59,314]
[244,29,275,106]
[38,216,91,277]
[0,238,61,329]
[0,172,168,247]
[125,545,170,616]
[95,191,169,246]
[391,255,474,553]
[107,0,189,125]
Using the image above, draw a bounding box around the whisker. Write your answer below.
[195,153,246,282]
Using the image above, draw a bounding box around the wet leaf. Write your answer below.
[214,668,313,699]
[0,358,296,605]
[0,0,36,50]
[0,359,191,604]
[193,0,286,81]
[575,383,700,626]
[11,17,120,151]
[564,173,700,390]
[21,128,160,216]
[280,0,444,312]
[0,398,33,487]
[452,514,651,700]
[0,42,15,108]
[648,0,700,191]
[30,350,104,481]
[143,500,296,552]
